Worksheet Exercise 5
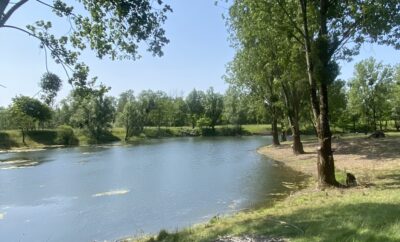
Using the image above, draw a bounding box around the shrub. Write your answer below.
[56,125,78,145]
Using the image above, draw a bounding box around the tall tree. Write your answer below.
[232,0,400,186]
[69,84,115,141]
[9,96,51,143]
[186,89,205,128]
[122,100,145,141]
[223,86,247,128]
[348,58,394,131]
[204,87,224,132]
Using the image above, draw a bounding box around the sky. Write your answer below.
[1,0,399,107]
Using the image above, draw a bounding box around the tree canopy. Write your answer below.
[1,0,172,85]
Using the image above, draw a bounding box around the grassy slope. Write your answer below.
[0,124,272,150]
[127,133,400,242]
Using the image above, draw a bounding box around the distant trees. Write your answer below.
[9,96,51,143]
[69,84,116,142]
[204,87,224,131]
[348,58,394,132]
[122,100,145,141]
[3,56,400,144]
[186,89,205,128]
[223,87,247,128]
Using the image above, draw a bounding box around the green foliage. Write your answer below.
[223,87,247,127]
[186,89,206,128]
[196,117,212,129]
[328,79,348,130]
[9,96,52,142]
[348,58,394,132]
[69,84,116,142]
[39,72,62,105]
[122,100,145,140]
[56,125,78,145]
[1,1,172,87]
[204,87,224,129]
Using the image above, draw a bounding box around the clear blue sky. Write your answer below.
[0,0,399,107]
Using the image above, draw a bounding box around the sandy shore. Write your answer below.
[257,135,400,184]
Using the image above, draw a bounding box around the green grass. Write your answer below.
[241,124,272,134]
[131,169,400,242]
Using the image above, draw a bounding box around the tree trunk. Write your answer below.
[291,119,304,154]
[281,83,305,154]
[21,128,26,145]
[316,83,338,186]
[300,0,338,187]
[271,117,280,146]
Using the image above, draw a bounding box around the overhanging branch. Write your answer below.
[0,0,29,27]
[2,24,72,80]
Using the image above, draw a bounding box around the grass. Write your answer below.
[130,183,400,242]
[0,124,272,150]
[125,133,400,242]
[241,124,272,134]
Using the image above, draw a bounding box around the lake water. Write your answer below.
[0,136,305,242]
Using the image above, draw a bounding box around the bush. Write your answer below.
[216,126,247,136]
[56,125,78,145]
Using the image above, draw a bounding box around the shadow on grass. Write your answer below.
[146,203,400,242]
[377,173,400,190]
[0,132,19,149]
[86,131,121,144]
[336,138,400,160]
[27,130,58,145]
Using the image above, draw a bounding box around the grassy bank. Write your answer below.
[125,133,400,242]
[0,124,272,150]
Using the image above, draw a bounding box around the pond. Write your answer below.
[0,136,305,242]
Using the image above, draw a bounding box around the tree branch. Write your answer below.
[2,24,72,80]
[0,0,29,27]
[0,0,11,20]
[277,0,306,39]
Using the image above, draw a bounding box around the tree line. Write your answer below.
[1,56,399,145]
[0,79,272,142]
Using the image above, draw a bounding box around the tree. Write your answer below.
[232,0,400,186]
[1,0,172,85]
[328,79,348,131]
[170,97,188,127]
[204,87,224,131]
[348,58,394,132]
[223,86,247,128]
[122,100,145,141]
[392,65,400,131]
[9,96,51,144]
[69,84,115,141]
[39,72,62,105]
[116,90,135,114]
[137,90,169,132]
[186,89,205,128]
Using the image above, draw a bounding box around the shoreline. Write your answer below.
[127,134,400,242]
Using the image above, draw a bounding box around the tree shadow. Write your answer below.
[144,203,400,242]
[26,130,58,145]
[0,132,19,149]
[335,137,400,160]
[376,173,400,190]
